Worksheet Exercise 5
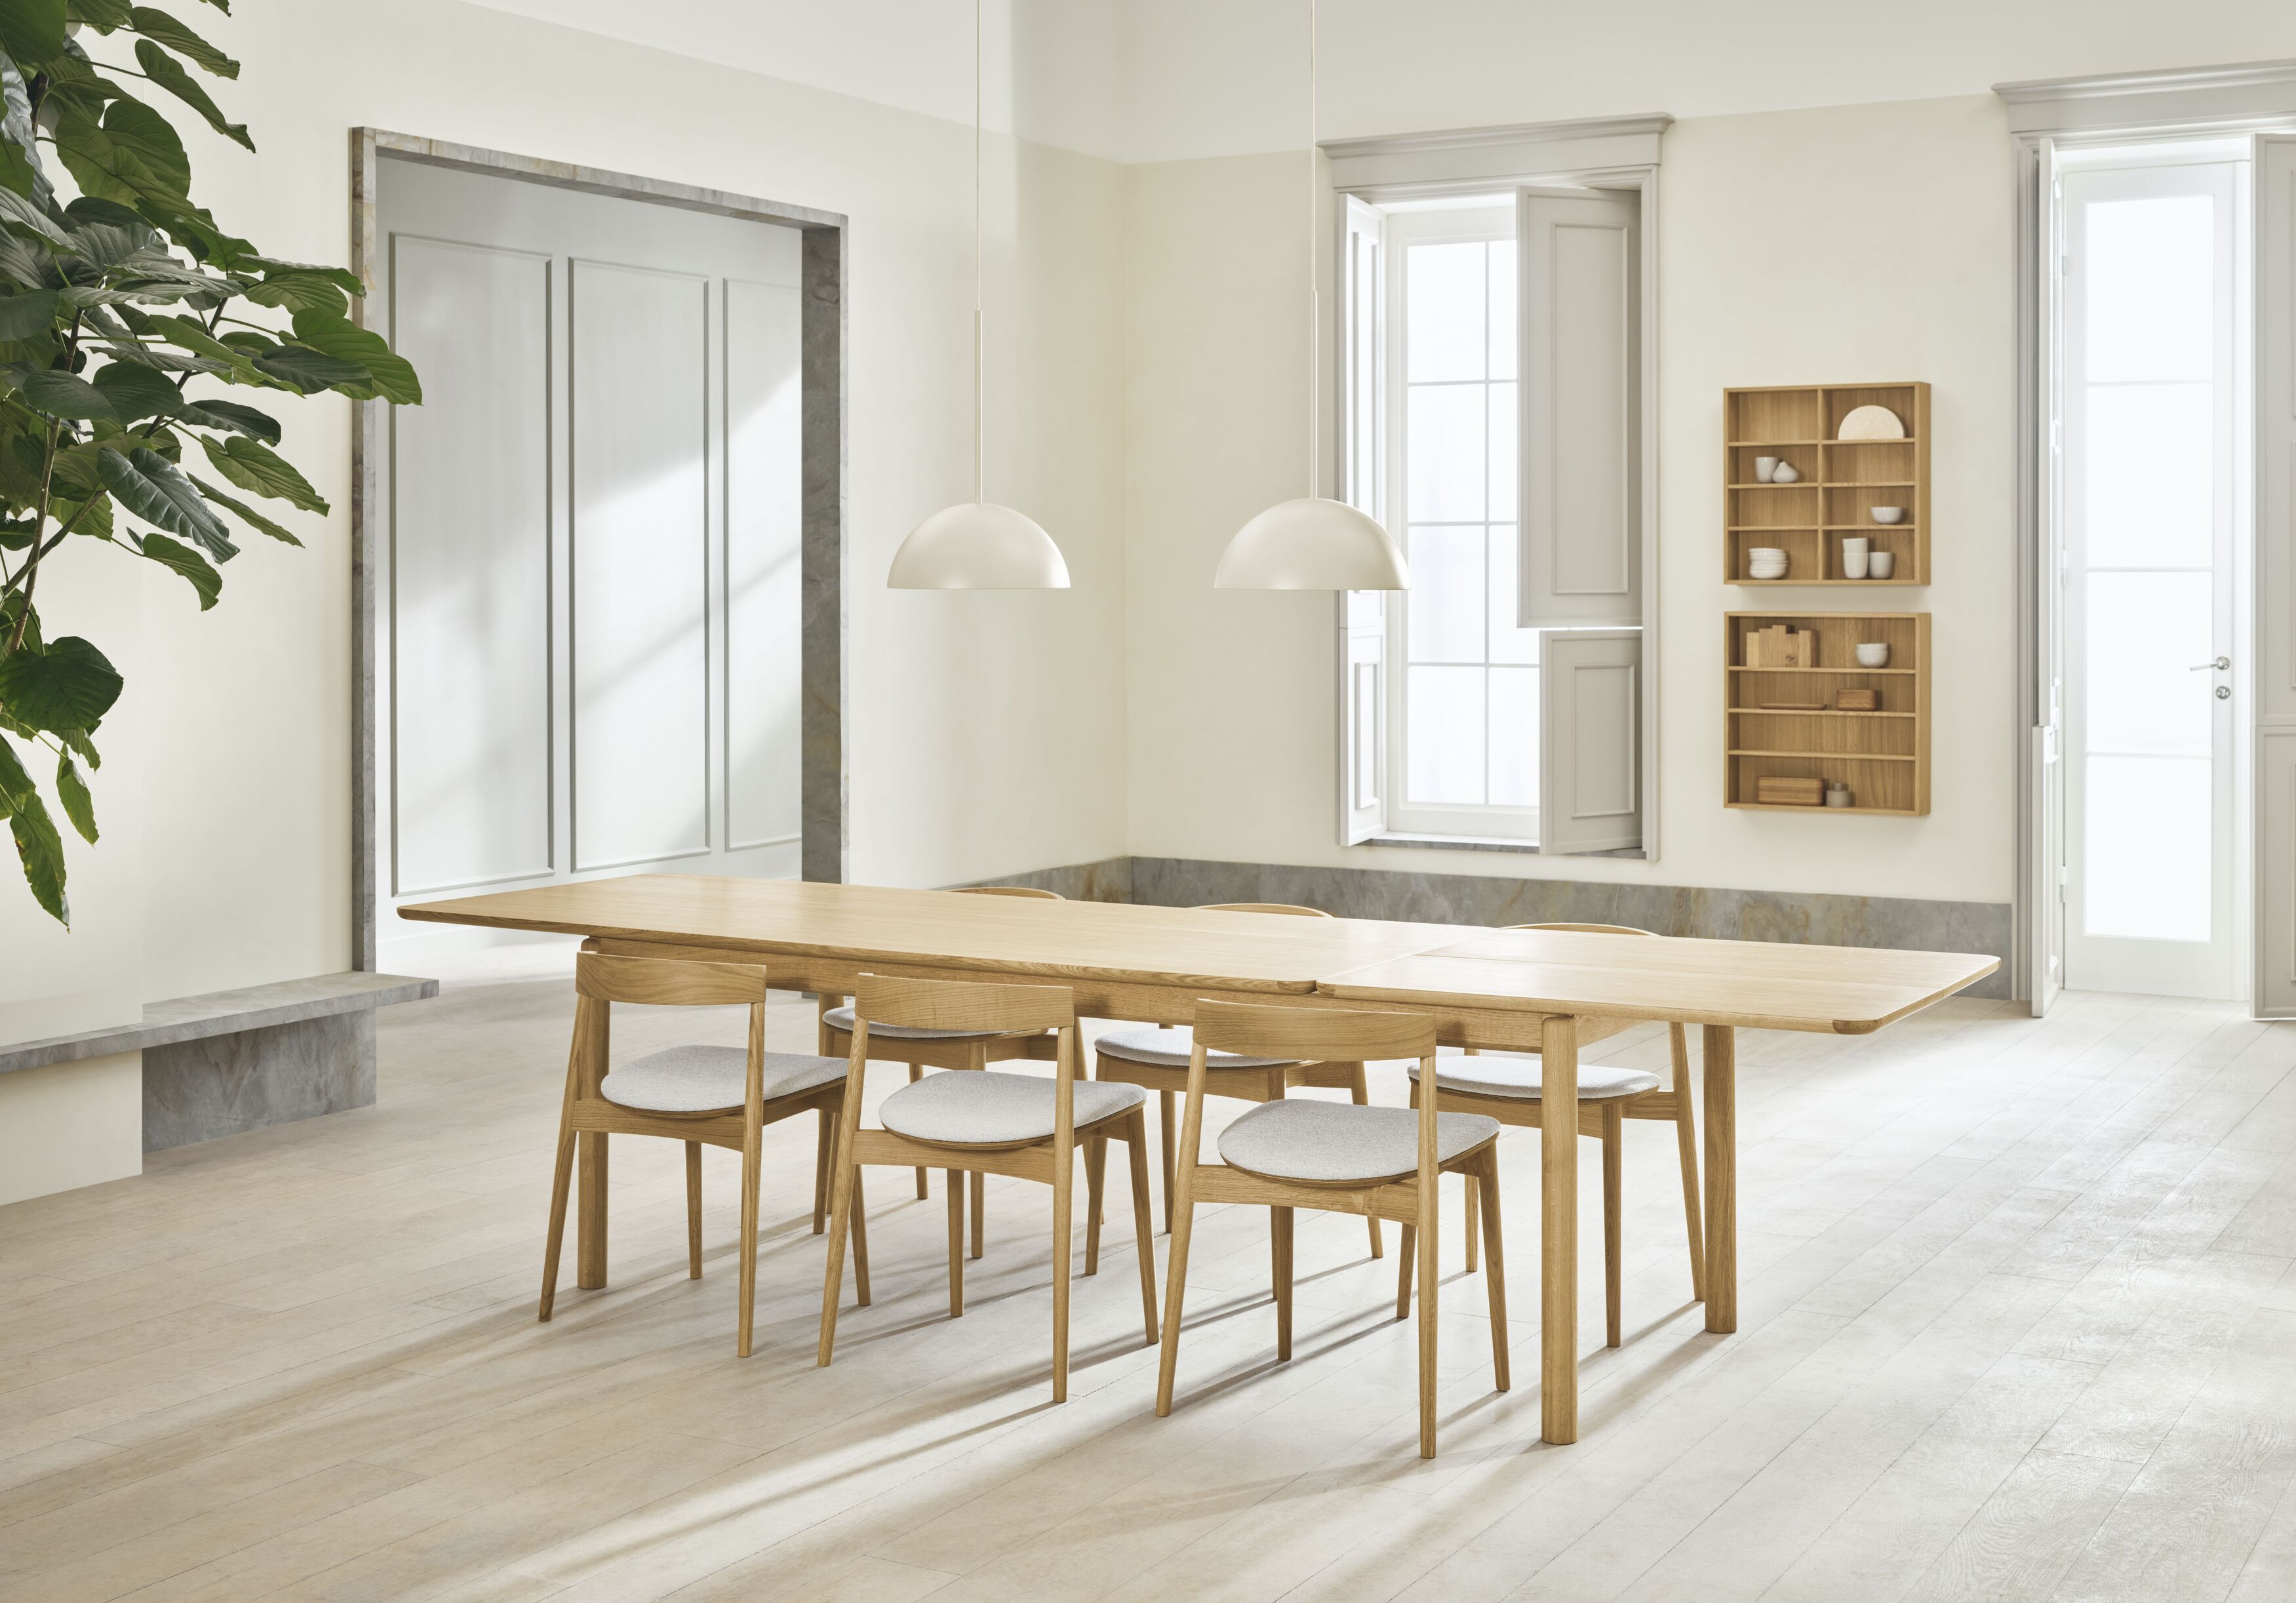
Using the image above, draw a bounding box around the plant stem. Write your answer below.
[6,313,85,650]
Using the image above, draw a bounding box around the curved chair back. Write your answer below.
[851,972,1076,1037]
[1199,902,1332,918]
[1193,998,1432,1065]
[955,885,1064,900]
[576,951,769,1006]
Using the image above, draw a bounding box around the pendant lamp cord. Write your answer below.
[974,0,986,505]
[1305,0,1318,501]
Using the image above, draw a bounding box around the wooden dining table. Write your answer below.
[400,875,1997,1444]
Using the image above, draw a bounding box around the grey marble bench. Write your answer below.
[0,973,439,1151]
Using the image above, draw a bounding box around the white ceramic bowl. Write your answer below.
[1749,547,1787,559]
[1855,643,1891,667]
[1870,506,1905,525]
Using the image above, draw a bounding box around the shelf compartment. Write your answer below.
[1724,610,1931,816]
[1724,383,1931,585]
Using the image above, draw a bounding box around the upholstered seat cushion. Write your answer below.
[878,1070,1147,1147]
[599,1044,847,1114]
[1406,1054,1660,1102]
[1216,1099,1499,1184]
[821,1004,1013,1042]
[1093,1025,1295,1070]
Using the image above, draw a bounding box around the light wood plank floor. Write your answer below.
[5,943,2296,1602]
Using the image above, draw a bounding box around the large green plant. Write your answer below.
[0,0,416,925]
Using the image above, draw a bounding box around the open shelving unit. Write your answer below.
[1724,382,1930,586]
[1725,610,1930,815]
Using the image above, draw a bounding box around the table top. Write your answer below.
[398,876,1458,994]
[1318,925,1998,1035]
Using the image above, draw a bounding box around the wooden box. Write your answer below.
[1726,610,1931,816]
[1723,382,1930,587]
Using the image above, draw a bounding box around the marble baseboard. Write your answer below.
[970,854,2013,1001]
[143,1012,376,1153]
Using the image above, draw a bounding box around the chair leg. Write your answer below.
[1604,1105,1623,1350]
[1126,1113,1159,1343]
[736,1121,762,1357]
[812,1109,830,1235]
[538,1125,577,1322]
[1155,1164,1199,1416]
[851,1164,871,1307]
[1395,1223,1415,1319]
[1671,1025,1707,1302]
[909,1063,929,1199]
[1273,1206,1294,1361]
[1477,1149,1510,1390]
[685,1141,703,1279]
[970,1169,985,1259]
[1349,1063,1384,1261]
[1085,1134,1107,1276]
[1158,1088,1176,1235]
[1464,1171,1481,1273]
[947,1167,966,1318]
[1417,1170,1440,1459]
[1052,1140,1075,1404]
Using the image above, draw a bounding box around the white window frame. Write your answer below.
[1327,116,1665,856]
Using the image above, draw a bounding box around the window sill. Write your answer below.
[1366,833,1649,860]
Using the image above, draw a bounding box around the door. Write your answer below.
[2059,156,2247,999]
[374,159,804,966]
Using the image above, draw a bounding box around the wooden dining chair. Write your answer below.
[818,884,1065,1251]
[817,974,1159,1402]
[1401,922,1705,1349]
[538,952,867,1356]
[1092,903,1381,1258]
[1156,1000,1507,1459]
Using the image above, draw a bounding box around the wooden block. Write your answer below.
[1835,688,1878,711]
[1754,776,1825,806]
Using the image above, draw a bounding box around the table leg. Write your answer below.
[1541,1013,1578,1446]
[576,1132,608,1290]
[1701,1023,1737,1334]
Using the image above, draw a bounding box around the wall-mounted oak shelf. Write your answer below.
[1724,383,1931,586]
[1726,610,1930,815]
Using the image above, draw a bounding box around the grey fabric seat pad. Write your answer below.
[1094,1025,1296,1070]
[600,1043,846,1114]
[878,1070,1147,1146]
[1406,1054,1661,1101]
[1216,1099,1499,1184]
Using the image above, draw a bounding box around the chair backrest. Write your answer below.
[1192,998,1433,1065]
[851,972,1075,1035]
[1505,922,1659,938]
[953,884,1064,900]
[1198,902,1332,918]
[576,952,769,1006]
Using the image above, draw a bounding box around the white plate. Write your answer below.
[1836,405,1905,440]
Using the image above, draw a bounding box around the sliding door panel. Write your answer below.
[570,260,711,871]
[388,236,553,895]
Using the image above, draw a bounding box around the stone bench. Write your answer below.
[0,972,438,1153]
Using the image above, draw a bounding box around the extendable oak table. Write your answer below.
[401,875,1997,1443]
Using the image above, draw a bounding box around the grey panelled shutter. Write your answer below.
[1518,188,1640,629]
[1339,196,1389,845]
[1539,628,1642,854]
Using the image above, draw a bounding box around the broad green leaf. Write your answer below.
[0,586,36,650]
[97,441,232,552]
[290,307,419,404]
[15,366,112,418]
[242,254,361,296]
[189,470,295,542]
[196,433,322,511]
[250,343,365,393]
[90,356,178,419]
[0,182,66,245]
[0,285,56,337]
[0,1,67,68]
[73,0,136,30]
[95,339,224,374]
[55,486,109,538]
[134,526,218,606]
[0,47,47,203]
[133,37,248,149]
[129,189,250,266]
[0,516,27,548]
[62,725,96,769]
[53,749,92,841]
[241,271,346,317]
[177,395,273,441]
[0,724,31,806]
[46,440,106,493]
[126,6,233,77]
[0,632,121,730]
[9,787,66,922]
[0,228,51,285]
[53,94,191,212]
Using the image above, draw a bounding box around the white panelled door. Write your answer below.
[375,160,804,964]
[2059,157,2246,1000]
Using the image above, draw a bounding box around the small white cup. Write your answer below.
[1869,551,1896,580]
[1841,536,1870,580]
[1870,505,1905,525]
[1754,456,1779,483]
[1855,643,1891,667]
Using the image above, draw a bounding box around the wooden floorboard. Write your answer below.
[0,947,2291,1602]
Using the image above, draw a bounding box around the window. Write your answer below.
[1339,188,1646,850]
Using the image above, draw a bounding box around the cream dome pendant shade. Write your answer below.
[1215,496,1407,589]
[890,500,1070,589]
[887,0,1068,591]
[1214,0,1408,593]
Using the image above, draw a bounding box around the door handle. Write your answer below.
[2188,656,2230,671]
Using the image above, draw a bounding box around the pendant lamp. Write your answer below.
[888,0,1069,589]
[1214,0,1408,591]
